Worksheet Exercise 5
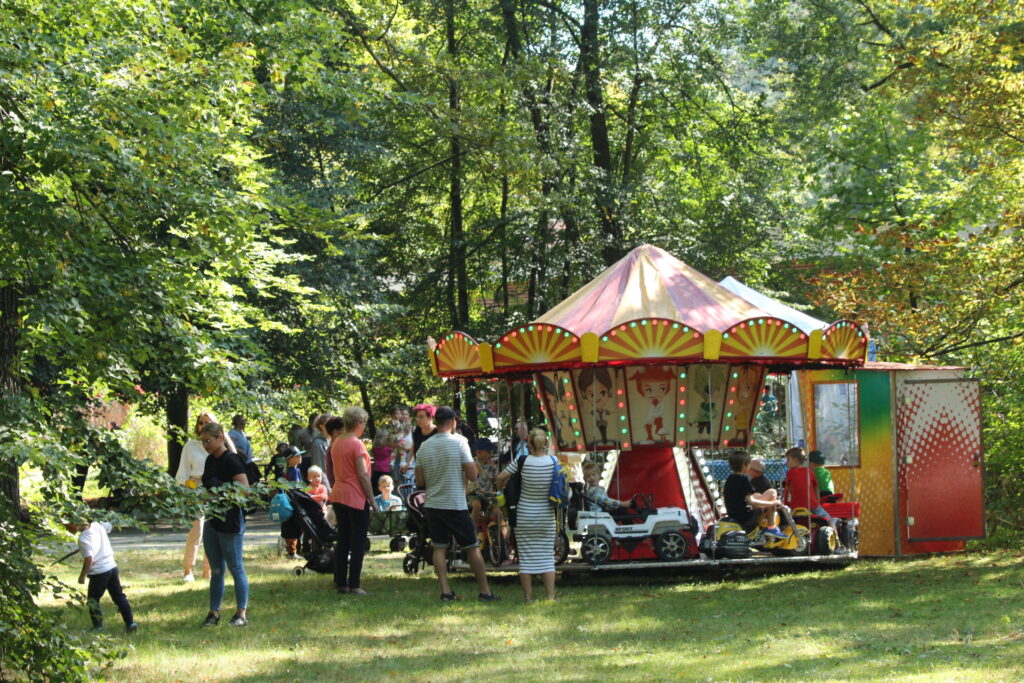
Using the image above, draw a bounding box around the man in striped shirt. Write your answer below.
[416,406,500,602]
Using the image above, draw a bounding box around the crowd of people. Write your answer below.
[149,402,555,631]
[69,402,847,632]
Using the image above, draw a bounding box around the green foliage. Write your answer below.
[0,516,126,681]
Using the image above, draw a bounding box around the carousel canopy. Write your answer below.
[431,244,867,378]
[717,276,828,335]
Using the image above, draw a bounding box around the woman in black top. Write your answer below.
[200,422,250,627]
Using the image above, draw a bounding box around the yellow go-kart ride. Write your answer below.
[700,504,811,559]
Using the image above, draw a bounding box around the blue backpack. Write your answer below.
[547,456,571,509]
[269,491,294,523]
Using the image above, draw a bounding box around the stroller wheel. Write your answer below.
[293,567,305,576]
[402,553,419,576]
[389,536,407,552]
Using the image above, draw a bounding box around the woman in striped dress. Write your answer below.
[496,428,557,602]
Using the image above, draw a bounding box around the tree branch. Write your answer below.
[923,331,1024,358]
[861,62,914,92]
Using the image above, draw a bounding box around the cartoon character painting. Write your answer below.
[578,367,617,449]
[628,366,675,444]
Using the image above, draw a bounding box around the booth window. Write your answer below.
[812,382,860,466]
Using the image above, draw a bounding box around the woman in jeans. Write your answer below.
[328,407,375,595]
[199,422,249,627]
[176,411,237,583]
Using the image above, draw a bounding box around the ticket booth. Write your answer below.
[797,362,985,556]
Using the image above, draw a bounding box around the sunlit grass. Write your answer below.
[38,541,1024,682]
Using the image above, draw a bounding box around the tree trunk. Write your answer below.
[165,382,189,477]
[581,0,623,265]
[351,343,376,437]
[0,283,22,517]
[501,0,560,315]
[446,0,468,331]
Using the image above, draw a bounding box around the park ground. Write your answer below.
[39,526,1024,682]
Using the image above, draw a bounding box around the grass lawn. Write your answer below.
[40,540,1024,682]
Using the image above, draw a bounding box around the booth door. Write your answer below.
[896,378,985,542]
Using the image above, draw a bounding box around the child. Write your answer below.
[281,448,305,559]
[285,447,304,484]
[307,465,329,511]
[748,458,773,494]
[65,516,138,633]
[582,461,630,511]
[782,447,834,525]
[808,450,835,497]
[722,451,785,538]
[374,475,404,512]
[467,438,500,525]
[393,428,416,489]
[371,429,393,492]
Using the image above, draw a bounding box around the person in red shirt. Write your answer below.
[782,447,834,525]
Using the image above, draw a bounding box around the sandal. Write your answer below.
[440,592,461,601]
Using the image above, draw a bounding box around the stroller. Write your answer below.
[285,488,337,576]
[369,503,410,552]
[399,484,432,575]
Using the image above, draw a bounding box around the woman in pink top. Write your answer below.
[328,407,375,595]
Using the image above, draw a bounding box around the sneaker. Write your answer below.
[763,527,788,540]
[126,622,138,634]
[478,592,501,602]
[202,612,220,627]
[286,554,300,561]
[182,574,195,583]
[349,587,367,596]
[440,592,461,602]
[228,613,248,627]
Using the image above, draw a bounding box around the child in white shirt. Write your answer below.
[64,518,137,633]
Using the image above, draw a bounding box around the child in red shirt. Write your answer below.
[306,466,329,510]
[783,447,834,524]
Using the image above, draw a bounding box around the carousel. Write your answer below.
[428,244,868,568]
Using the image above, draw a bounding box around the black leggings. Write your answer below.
[87,567,134,627]
[333,503,370,590]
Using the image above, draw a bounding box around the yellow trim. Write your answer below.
[428,348,439,376]
[808,329,823,359]
[580,333,599,363]
[703,329,722,360]
[479,343,494,373]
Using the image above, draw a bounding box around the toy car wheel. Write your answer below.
[554,530,570,566]
[839,522,859,551]
[581,533,612,565]
[408,533,420,551]
[293,567,304,576]
[815,526,838,555]
[654,530,688,561]
[402,553,419,575]
[389,536,407,552]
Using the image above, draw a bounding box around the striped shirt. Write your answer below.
[417,432,473,510]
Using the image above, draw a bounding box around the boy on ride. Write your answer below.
[782,447,834,526]
[467,438,500,526]
[582,461,630,511]
[723,451,785,539]
[808,450,834,497]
